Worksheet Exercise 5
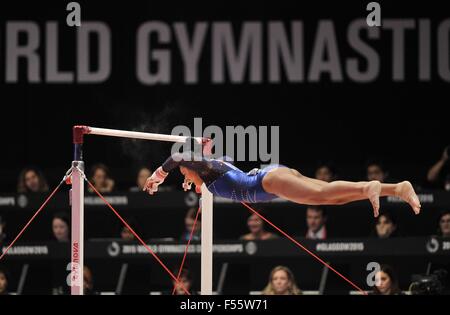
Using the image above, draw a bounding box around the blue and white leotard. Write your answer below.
[162,153,285,203]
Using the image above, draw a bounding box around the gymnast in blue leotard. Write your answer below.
[161,152,285,202]
[144,152,421,217]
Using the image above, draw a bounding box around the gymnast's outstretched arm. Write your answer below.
[144,152,209,194]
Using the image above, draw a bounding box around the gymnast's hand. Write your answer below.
[143,166,168,195]
[247,168,260,176]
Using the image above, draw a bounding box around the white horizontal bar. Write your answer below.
[88,127,203,143]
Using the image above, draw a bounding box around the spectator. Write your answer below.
[314,162,337,182]
[0,216,6,244]
[119,217,141,241]
[305,206,328,240]
[437,210,450,238]
[52,267,96,295]
[373,212,399,239]
[171,268,195,295]
[17,167,49,193]
[240,212,278,241]
[83,265,98,295]
[446,175,450,192]
[371,265,402,295]
[52,212,70,242]
[181,208,201,242]
[366,159,389,183]
[427,146,450,191]
[121,226,135,241]
[262,266,302,295]
[88,163,115,193]
[0,266,10,295]
[130,167,152,192]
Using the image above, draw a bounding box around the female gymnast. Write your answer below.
[143,153,421,217]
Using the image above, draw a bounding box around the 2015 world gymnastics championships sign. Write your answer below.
[2,19,450,84]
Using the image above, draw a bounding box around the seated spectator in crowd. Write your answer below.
[366,159,389,183]
[181,208,201,242]
[427,146,450,191]
[305,206,328,240]
[52,265,97,295]
[129,167,152,192]
[171,268,195,295]
[84,265,98,295]
[445,175,450,192]
[373,212,400,239]
[52,212,70,242]
[371,265,402,295]
[17,167,49,193]
[119,216,142,241]
[0,216,6,244]
[88,163,115,193]
[262,266,302,295]
[240,212,278,241]
[314,162,337,183]
[437,210,450,238]
[0,266,11,295]
[121,226,135,241]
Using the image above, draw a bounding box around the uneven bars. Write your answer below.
[71,125,213,295]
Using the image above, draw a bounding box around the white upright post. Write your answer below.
[71,161,84,295]
[201,184,213,295]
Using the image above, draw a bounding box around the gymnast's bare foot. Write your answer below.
[395,181,421,215]
[363,181,382,217]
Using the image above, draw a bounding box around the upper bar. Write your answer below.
[89,127,196,143]
[73,125,206,144]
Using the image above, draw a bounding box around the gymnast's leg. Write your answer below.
[287,169,420,211]
[293,169,421,214]
[262,168,421,217]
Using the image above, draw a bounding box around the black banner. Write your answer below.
[2,237,450,260]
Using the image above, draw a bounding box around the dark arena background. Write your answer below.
[0,0,449,299]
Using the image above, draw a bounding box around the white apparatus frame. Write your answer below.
[71,126,213,295]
